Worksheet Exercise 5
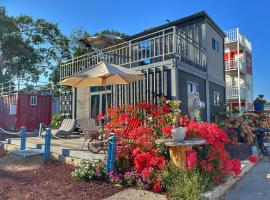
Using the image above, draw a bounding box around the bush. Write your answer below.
[51,114,66,129]
[162,162,210,200]
[71,160,107,181]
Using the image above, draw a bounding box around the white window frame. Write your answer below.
[187,81,199,93]
[214,92,220,106]
[30,96,38,106]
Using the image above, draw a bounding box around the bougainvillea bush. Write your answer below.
[182,117,241,183]
[73,98,241,196]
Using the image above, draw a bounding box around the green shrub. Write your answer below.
[162,162,210,200]
[71,160,107,181]
[51,114,65,129]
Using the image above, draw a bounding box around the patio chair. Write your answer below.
[78,118,101,150]
[42,119,76,138]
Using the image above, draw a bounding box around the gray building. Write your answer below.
[60,11,226,122]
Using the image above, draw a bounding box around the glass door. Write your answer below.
[90,89,111,119]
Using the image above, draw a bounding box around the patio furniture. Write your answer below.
[78,118,104,152]
[156,138,205,169]
[42,119,76,138]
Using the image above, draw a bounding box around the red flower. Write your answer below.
[97,113,104,122]
[152,183,162,193]
[161,125,172,136]
[141,167,153,179]
[119,113,129,123]
[248,155,258,163]
[134,152,152,172]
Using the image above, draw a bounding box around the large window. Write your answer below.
[214,92,220,106]
[212,38,219,52]
[187,82,199,93]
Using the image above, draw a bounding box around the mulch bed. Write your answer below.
[0,160,125,200]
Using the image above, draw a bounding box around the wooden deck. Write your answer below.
[4,136,106,165]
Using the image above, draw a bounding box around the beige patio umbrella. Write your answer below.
[59,61,144,111]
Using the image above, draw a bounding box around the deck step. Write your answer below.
[12,149,44,158]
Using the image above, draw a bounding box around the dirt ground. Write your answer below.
[0,156,124,200]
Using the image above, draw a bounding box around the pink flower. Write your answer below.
[152,183,162,193]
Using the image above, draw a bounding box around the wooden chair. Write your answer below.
[78,118,103,153]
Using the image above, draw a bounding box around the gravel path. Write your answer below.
[225,157,270,200]
[0,160,124,200]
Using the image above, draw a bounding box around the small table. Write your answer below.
[156,138,205,169]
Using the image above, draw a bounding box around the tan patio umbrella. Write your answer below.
[59,61,144,112]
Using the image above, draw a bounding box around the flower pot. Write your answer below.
[254,102,264,112]
[172,126,186,141]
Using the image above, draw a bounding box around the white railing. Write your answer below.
[224,28,252,51]
[225,28,238,42]
[226,85,246,99]
[225,57,245,72]
[60,26,207,80]
[0,80,53,96]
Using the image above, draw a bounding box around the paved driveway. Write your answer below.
[225,157,270,200]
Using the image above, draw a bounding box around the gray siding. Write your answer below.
[178,70,207,121]
[205,21,225,83]
[209,81,225,121]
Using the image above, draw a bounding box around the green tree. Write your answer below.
[0,6,70,83]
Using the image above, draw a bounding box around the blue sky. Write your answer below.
[1,0,270,100]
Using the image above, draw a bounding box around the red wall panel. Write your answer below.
[16,94,52,131]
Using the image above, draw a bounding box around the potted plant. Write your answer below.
[170,100,186,141]
[253,95,266,112]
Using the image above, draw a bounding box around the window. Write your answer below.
[214,92,220,106]
[30,96,38,106]
[187,82,199,93]
[212,38,219,52]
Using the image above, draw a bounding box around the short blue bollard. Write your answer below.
[44,128,52,161]
[20,127,26,151]
[106,133,117,174]
[106,133,113,174]
[110,134,117,172]
[39,123,45,137]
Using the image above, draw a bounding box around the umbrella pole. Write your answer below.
[105,85,108,114]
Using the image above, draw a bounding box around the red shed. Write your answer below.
[0,93,52,131]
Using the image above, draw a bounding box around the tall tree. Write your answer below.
[0,6,70,83]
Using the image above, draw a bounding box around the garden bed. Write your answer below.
[0,160,125,200]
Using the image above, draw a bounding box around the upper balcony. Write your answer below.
[225,56,245,73]
[60,26,207,80]
[224,28,252,52]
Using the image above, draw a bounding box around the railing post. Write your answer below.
[20,127,26,151]
[39,123,45,137]
[106,133,117,174]
[173,26,176,54]
[44,128,51,161]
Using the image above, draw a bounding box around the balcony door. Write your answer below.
[90,87,111,119]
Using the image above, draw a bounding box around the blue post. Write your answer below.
[110,133,117,172]
[39,123,45,137]
[106,133,113,174]
[44,128,52,161]
[20,127,26,151]
[106,133,117,174]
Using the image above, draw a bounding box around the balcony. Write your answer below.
[225,57,245,73]
[60,26,207,80]
[224,28,252,52]
[226,86,246,100]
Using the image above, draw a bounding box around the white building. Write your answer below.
[224,28,253,111]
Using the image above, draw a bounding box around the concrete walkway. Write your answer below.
[225,157,270,200]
